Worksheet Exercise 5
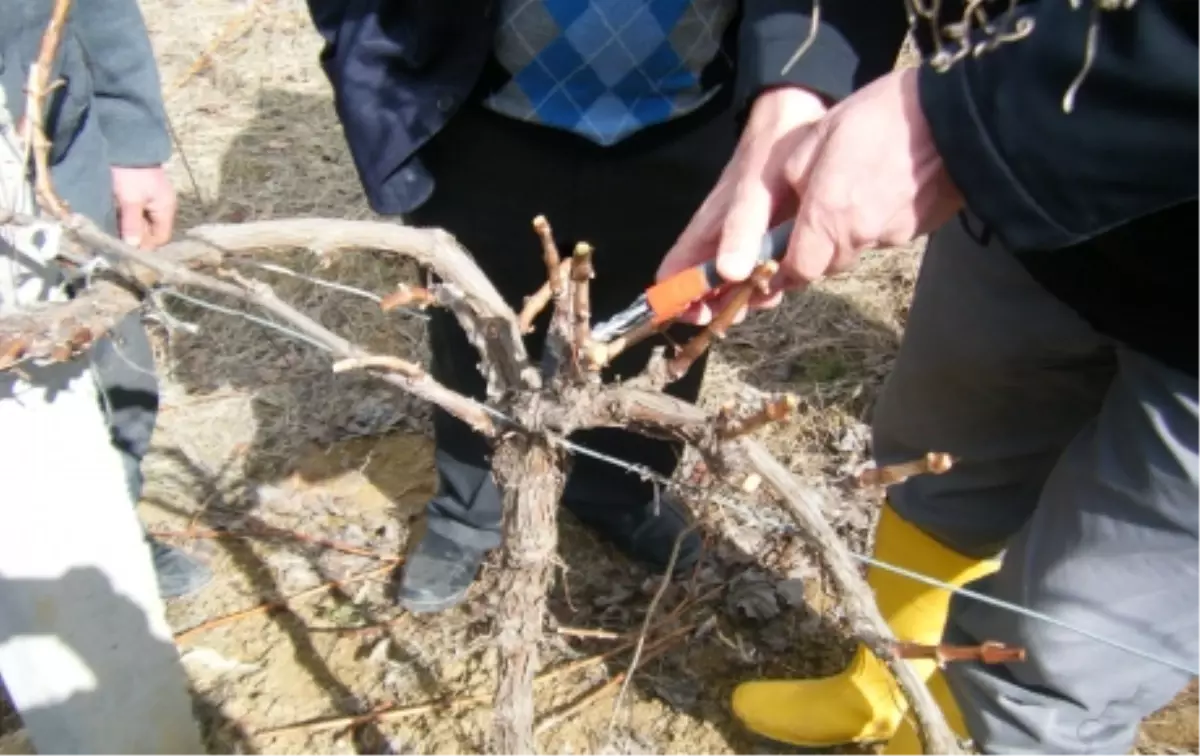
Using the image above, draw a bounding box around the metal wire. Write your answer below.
[246,261,386,303]
[852,554,1199,677]
[162,297,1198,677]
[160,289,335,354]
[237,261,431,322]
[479,403,1200,676]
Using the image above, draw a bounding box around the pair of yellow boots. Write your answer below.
[732,504,1000,754]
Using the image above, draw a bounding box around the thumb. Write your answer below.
[657,204,721,282]
[118,201,148,249]
[715,182,773,283]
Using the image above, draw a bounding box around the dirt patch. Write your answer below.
[140,429,863,755]
[1140,681,1199,755]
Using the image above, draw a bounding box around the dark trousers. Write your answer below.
[51,127,160,507]
[405,94,739,550]
[91,313,160,502]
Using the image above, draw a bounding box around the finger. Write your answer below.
[117,201,148,249]
[748,289,784,311]
[765,267,800,294]
[657,204,722,282]
[731,303,749,326]
[676,300,714,326]
[146,192,177,248]
[658,235,717,283]
[744,268,787,310]
[784,210,838,285]
[715,181,774,283]
[145,205,175,248]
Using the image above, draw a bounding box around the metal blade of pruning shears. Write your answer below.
[590,218,795,343]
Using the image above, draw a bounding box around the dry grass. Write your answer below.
[0,0,1193,754]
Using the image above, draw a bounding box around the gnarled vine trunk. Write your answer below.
[489,436,565,753]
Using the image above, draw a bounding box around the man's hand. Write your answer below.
[774,66,962,286]
[111,166,177,249]
[659,66,964,322]
[656,86,828,324]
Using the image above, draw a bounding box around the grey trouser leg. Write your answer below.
[871,213,1199,753]
[51,122,162,506]
[89,313,161,502]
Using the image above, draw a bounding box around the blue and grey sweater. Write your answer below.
[483,0,738,145]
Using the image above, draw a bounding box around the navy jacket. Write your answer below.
[780,0,1197,374]
[304,0,837,216]
[306,0,1197,374]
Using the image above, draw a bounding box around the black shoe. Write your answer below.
[148,537,213,599]
[566,491,703,575]
[396,530,486,614]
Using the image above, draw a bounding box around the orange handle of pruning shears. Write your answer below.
[645,219,795,326]
[645,265,724,326]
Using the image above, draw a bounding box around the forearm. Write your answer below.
[72,0,172,167]
[734,0,910,117]
[918,0,1198,251]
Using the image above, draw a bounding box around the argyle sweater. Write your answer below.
[483,0,738,145]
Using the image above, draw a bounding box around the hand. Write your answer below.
[111,166,177,249]
[657,86,829,324]
[773,66,963,288]
[659,67,964,323]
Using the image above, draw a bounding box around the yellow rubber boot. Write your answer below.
[730,502,999,747]
[883,668,968,754]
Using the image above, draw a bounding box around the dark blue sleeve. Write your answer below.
[919,0,1198,251]
[733,0,910,115]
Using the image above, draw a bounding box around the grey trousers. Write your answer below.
[871,213,1198,753]
[89,313,160,502]
[50,118,161,506]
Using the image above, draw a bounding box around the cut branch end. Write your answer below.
[718,393,799,439]
[667,261,777,380]
[570,242,595,368]
[518,215,572,334]
[595,319,662,369]
[857,451,955,487]
[0,337,30,370]
[532,215,564,296]
[892,640,1027,666]
[380,283,436,311]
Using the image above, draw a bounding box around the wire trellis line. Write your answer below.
[152,284,1199,678]
[481,396,1200,677]
[852,554,1198,677]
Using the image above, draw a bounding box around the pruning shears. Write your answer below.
[589,218,796,344]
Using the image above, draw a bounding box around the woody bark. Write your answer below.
[490,436,564,754]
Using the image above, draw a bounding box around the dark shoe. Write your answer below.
[397,530,486,614]
[566,491,702,575]
[148,537,213,599]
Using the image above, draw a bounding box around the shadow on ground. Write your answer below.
[141,87,907,755]
[0,569,254,755]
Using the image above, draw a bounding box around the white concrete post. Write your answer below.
[0,86,204,754]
